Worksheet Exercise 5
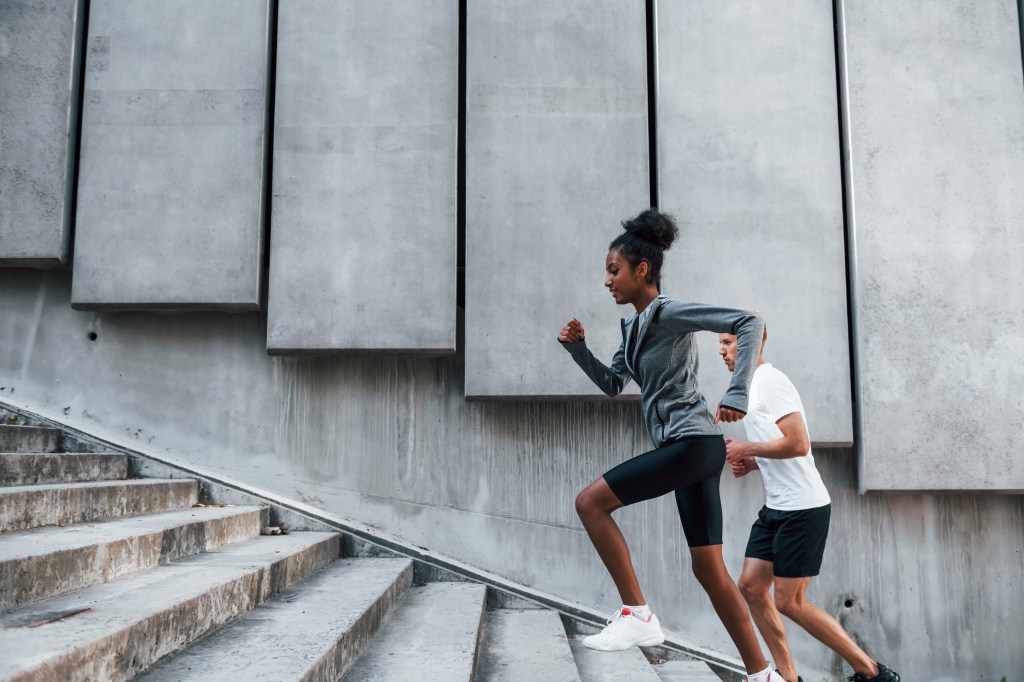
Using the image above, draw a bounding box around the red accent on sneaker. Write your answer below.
[620,608,631,616]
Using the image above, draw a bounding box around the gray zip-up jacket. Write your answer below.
[561,297,764,447]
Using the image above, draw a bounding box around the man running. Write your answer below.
[718,328,900,682]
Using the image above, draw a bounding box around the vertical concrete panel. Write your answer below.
[465,0,649,397]
[70,0,270,310]
[0,0,84,267]
[841,0,1024,490]
[266,0,457,354]
[656,0,853,446]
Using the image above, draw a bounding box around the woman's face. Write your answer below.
[605,248,647,305]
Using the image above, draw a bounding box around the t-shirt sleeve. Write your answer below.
[766,370,804,424]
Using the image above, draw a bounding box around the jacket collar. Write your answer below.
[621,295,666,375]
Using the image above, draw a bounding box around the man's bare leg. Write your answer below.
[738,558,798,681]
[773,577,878,677]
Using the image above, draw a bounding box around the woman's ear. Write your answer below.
[635,260,649,280]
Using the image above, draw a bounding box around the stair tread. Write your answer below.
[569,636,663,681]
[652,659,723,681]
[0,478,190,493]
[343,581,486,681]
[0,531,339,680]
[0,505,267,611]
[0,505,264,561]
[476,608,581,682]
[2,452,128,486]
[138,557,414,681]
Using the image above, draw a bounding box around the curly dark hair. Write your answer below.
[608,208,679,288]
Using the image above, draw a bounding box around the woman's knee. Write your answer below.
[575,479,620,519]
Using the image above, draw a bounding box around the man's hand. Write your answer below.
[730,457,758,478]
[716,404,745,423]
[558,318,585,343]
[725,436,750,463]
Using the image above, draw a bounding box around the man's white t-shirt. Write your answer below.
[744,364,831,511]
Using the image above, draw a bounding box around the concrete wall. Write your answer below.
[656,0,853,447]
[0,0,84,266]
[71,0,270,310]
[464,0,649,398]
[267,0,458,354]
[839,0,1024,490]
[1,268,1021,680]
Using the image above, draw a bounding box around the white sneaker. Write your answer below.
[582,607,665,651]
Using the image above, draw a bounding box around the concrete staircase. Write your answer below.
[0,421,726,682]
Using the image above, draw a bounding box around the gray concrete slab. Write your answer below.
[139,557,412,682]
[839,0,1024,489]
[655,0,852,447]
[0,0,84,267]
[0,478,198,532]
[0,505,265,610]
[464,0,650,397]
[476,608,581,681]
[343,582,486,681]
[570,636,662,681]
[70,0,270,310]
[651,659,723,682]
[267,0,457,354]
[0,531,339,681]
[0,424,61,453]
[1,452,126,485]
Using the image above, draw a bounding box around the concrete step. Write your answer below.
[475,608,582,682]
[342,582,487,682]
[138,558,414,682]
[0,531,340,682]
[1,452,128,485]
[652,660,724,681]
[0,505,267,611]
[569,636,663,681]
[0,478,199,533]
[0,425,61,453]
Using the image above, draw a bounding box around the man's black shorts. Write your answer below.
[744,504,831,578]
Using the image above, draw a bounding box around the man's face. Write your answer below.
[718,333,737,372]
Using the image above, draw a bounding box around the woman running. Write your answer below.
[559,208,780,682]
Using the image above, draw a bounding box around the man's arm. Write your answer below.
[725,412,810,463]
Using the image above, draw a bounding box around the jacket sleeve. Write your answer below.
[560,338,632,397]
[658,301,765,414]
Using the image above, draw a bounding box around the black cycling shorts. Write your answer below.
[602,435,725,547]
[744,504,831,578]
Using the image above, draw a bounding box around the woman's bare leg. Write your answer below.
[575,476,645,605]
[690,545,769,675]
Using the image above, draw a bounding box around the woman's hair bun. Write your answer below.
[621,208,678,251]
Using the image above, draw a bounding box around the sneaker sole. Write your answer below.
[581,634,665,651]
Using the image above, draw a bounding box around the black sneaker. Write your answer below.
[775,670,804,682]
[848,662,901,682]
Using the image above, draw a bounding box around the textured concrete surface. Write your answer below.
[656,0,852,446]
[0,425,60,453]
[0,478,198,532]
[139,558,412,682]
[344,582,486,681]
[1,270,1023,678]
[0,505,265,610]
[840,0,1024,489]
[569,636,662,681]
[1,452,126,485]
[465,0,649,397]
[0,0,84,266]
[267,0,457,354]
[71,0,270,310]
[476,609,581,681]
[0,531,339,681]
[652,659,723,682]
